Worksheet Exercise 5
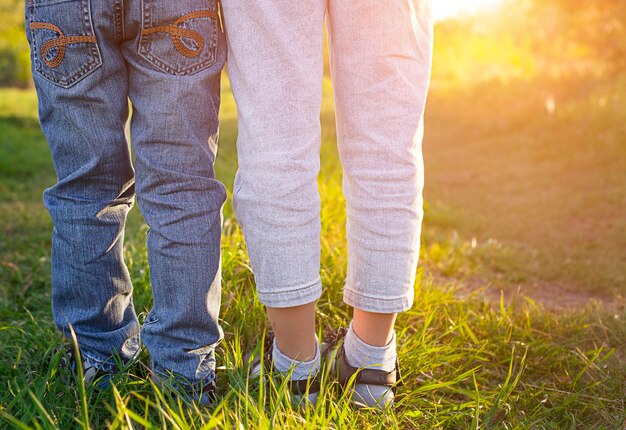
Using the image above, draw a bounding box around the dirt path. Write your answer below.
[461,277,623,313]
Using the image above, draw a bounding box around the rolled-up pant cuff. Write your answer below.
[343,287,414,313]
[257,277,323,308]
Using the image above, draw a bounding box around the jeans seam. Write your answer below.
[343,287,411,302]
[343,287,414,313]
[114,0,125,42]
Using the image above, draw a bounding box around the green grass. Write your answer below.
[0,78,624,429]
[423,77,626,302]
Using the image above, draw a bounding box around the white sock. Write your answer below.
[272,335,320,405]
[344,321,397,408]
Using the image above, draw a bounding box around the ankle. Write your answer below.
[273,335,320,381]
[344,321,396,372]
[274,336,316,361]
[266,302,317,360]
[352,308,397,347]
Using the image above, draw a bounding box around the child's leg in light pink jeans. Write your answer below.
[221,0,325,399]
[222,0,433,407]
[328,0,433,316]
[327,0,433,407]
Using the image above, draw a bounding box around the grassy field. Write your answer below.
[0,74,625,429]
[423,76,626,307]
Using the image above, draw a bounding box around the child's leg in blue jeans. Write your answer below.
[26,0,140,371]
[121,0,227,391]
[26,0,228,394]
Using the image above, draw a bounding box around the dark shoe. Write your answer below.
[245,331,321,399]
[184,378,218,406]
[57,344,116,390]
[151,372,218,406]
[321,327,402,408]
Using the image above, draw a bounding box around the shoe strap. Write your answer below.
[252,331,321,395]
[195,378,218,403]
[288,377,321,396]
[336,343,403,392]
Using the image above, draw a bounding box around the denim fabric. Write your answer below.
[221,0,433,313]
[25,0,227,386]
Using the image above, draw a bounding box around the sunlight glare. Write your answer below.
[433,0,505,21]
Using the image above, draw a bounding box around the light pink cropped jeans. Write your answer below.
[221,0,433,313]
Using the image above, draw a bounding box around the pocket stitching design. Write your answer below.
[30,21,97,68]
[142,10,217,59]
[139,7,219,76]
[28,0,102,88]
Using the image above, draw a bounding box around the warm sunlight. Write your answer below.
[2,0,625,426]
[433,0,505,20]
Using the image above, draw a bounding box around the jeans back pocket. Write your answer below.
[26,0,102,88]
[139,0,220,76]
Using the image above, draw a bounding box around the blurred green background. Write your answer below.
[0,0,29,87]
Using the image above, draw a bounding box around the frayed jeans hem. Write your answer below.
[151,367,217,391]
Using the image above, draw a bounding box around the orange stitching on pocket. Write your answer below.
[30,22,97,68]
[143,10,217,58]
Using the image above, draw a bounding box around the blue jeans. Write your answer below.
[25,0,226,387]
